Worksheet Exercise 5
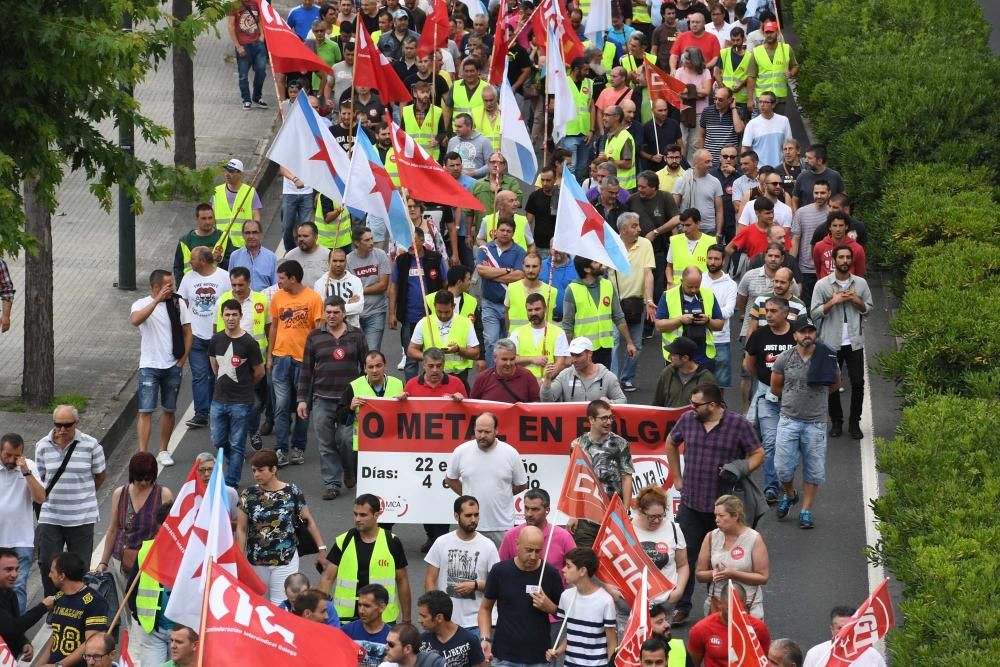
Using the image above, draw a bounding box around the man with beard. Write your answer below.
[284,221,331,287]
[505,253,558,331]
[793,144,845,208]
[655,144,688,194]
[702,244,738,388]
[512,294,570,380]
[562,256,637,368]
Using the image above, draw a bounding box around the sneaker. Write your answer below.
[849,423,864,440]
[764,488,780,504]
[242,101,252,110]
[799,509,815,529]
[253,98,268,108]
[249,432,263,451]
[396,356,406,370]
[622,380,637,393]
[276,450,290,467]
[157,450,175,467]
[322,488,341,501]
[186,414,209,428]
[290,447,305,465]
[776,491,799,519]
[829,422,843,438]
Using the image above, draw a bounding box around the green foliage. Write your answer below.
[872,397,1000,665]
[147,162,220,203]
[0,0,230,255]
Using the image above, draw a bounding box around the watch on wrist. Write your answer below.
[482,637,492,643]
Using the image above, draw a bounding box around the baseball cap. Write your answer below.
[568,337,594,355]
[224,158,244,172]
[666,336,698,358]
[762,20,779,32]
[392,8,408,19]
[791,318,817,333]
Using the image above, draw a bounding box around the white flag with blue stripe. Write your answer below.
[499,72,538,185]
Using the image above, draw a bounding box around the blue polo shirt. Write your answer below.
[228,246,279,291]
[477,241,526,304]
[541,256,577,320]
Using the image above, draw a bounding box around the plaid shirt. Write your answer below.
[669,410,761,513]
[0,259,14,302]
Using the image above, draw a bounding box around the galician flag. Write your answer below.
[343,123,413,249]
[499,70,538,185]
[552,164,631,273]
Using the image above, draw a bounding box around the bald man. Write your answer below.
[672,149,724,237]
[478,525,565,665]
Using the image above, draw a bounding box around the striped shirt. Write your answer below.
[35,431,106,527]
[556,586,616,667]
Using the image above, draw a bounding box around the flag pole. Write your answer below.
[197,556,214,667]
[542,93,550,168]
[400,186,437,349]
[507,4,541,51]
[214,158,268,254]
[550,590,577,652]
[540,243,557,359]
[537,520,556,587]
[349,20,359,141]
[106,571,142,635]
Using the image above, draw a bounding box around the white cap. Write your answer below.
[225,158,244,172]
[568,337,594,354]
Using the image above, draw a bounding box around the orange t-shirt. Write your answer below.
[269,287,324,361]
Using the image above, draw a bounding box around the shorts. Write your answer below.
[137,365,183,412]
[774,415,827,485]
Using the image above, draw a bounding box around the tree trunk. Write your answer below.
[22,179,54,408]
[172,0,197,168]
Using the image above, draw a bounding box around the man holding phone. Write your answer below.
[654,266,725,373]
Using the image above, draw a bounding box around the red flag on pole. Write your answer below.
[728,586,768,667]
[386,114,486,211]
[615,567,650,667]
[140,462,205,588]
[199,562,365,667]
[488,0,511,85]
[259,0,335,75]
[593,495,674,608]
[355,22,412,104]
[645,61,689,111]
[824,579,894,667]
[416,0,450,57]
[556,442,610,524]
[532,0,585,62]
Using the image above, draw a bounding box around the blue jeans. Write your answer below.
[12,546,32,613]
[281,193,315,252]
[272,355,309,451]
[481,299,507,368]
[189,337,214,417]
[400,319,419,381]
[137,365,183,412]
[612,317,644,383]
[360,312,387,353]
[558,134,591,182]
[775,416,828,485]
[138,624,171,667]
[313,397,344,490]
[236,41,267,104]
[713,342,732,388]
[753,386,781,495]
[210,401,253,487]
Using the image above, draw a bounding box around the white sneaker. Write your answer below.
[157,450,175,467]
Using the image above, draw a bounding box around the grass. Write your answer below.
[0,392,89,414]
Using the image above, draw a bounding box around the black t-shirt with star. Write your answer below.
[210,331,263,404]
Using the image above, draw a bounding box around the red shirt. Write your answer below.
[469,367,540,403]
[688,612,771,667]
[670,31,721,65]
[812,236,866,279]
[731,223,789,258]
[403,373,469,398]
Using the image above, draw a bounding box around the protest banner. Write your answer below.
[356,398,687,524]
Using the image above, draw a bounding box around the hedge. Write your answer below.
[872,396,1000,665]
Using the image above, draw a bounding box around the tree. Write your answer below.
[0,0,226,406]
[174,0,198,168]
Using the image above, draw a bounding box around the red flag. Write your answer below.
[200,562,365,667]
[259,0,335,75]
[416,0,450,58]
[645,61,689,111]
[0,636,18,667]
[615,567,650,667]
[532,0,585,63]
[355,22,412,104]
[556,442,610,524]
[386,114,486,211]
[141,462,205,588]
[593,495,674,608]
[825,579,894,667]
[119,629,136,667]
[729,586,768,667]
[488,0,512,85]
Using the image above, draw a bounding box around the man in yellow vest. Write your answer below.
[314,195,353,252]
[561,255,637,368]
[512,293,570,379]
[666,209,717,289]
[471,86,500,153]
[442,57,488,130]
[406,290,480,388]
[560,57,596,181]
[475,190,535,252]
[505,252,557,330]
[320,493,411,624]
[654,265,724,373]
[173,203,236,285]
[596,105,637,191]
[715,26,750,110]
[745,20,797,115]
[214,158,262,249]
[468,154,524,230]
[400,81,445,159]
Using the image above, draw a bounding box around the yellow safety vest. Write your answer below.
[720,47,750,103]
[604,129,637,190]
[620,52,656,75]
[661,286,717,360]
[135,540,162,634]
[382,147,400,187]
[669,638,687,667]
[331,529,400,622]
[213,183,256,248]
[513,324,562,378]
[420,314,474,372]
[424,291,478,323]
[602,41,618,73]
[450,79,487,128]
[507,281,556,329]
[567,280,615,350]
[632,0,652,24]
[472,107,501,152]
[215,290,269,355]
[752,43,791,99]
[350,374,405,450]
[668,233,716,281]
[401,104,443,153]
[565,77,594,137]
[314,199,353,250]
[482,213,530,251]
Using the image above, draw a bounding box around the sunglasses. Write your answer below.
[53,421,77,429]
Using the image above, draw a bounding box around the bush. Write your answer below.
[872,396,1000,665]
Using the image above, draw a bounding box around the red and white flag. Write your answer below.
[0,636,18,667]
[825,579,894,667]
[141,462,205,588]
[199,561,365,667]
[118,629,136,667]
[416,0,450,57]
[728,586,768,666]
[615,567,650,667]
[532,0,585,62]
[645,61,690,111]
[259,0,335,75]
[355,22,412,104]
[593,495,674,608]
[487,0,511,85]
[556,442,610,525]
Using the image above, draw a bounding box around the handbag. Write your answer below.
[33,439,79,519]
[293,485,319,556]
[621,297,645,326]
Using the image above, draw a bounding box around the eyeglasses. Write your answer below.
[53,421,77,430]
[720,154,738,159]
[689,400,712,409]
[83,653,110,661]
[593,414,613,422]
[642,511,666,521]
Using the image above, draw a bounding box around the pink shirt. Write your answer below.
[499,522,577,585]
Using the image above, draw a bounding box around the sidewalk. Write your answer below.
[0,8,292,453]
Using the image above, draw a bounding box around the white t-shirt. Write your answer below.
[632,521,687,595]
[285,246,332,288]
[0,459,40,547]
[702,271,738,344]
[803,641,885,667]
[410,315,479,348]
[555,587,616,666]
[737,198,794,229]
[511,326,570,358]
[178,268,231,341]
[446,441,528,532]
[424,531,500,627]
[705,20,735,48]
[131,296,191,368]
[313,273,366,327]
